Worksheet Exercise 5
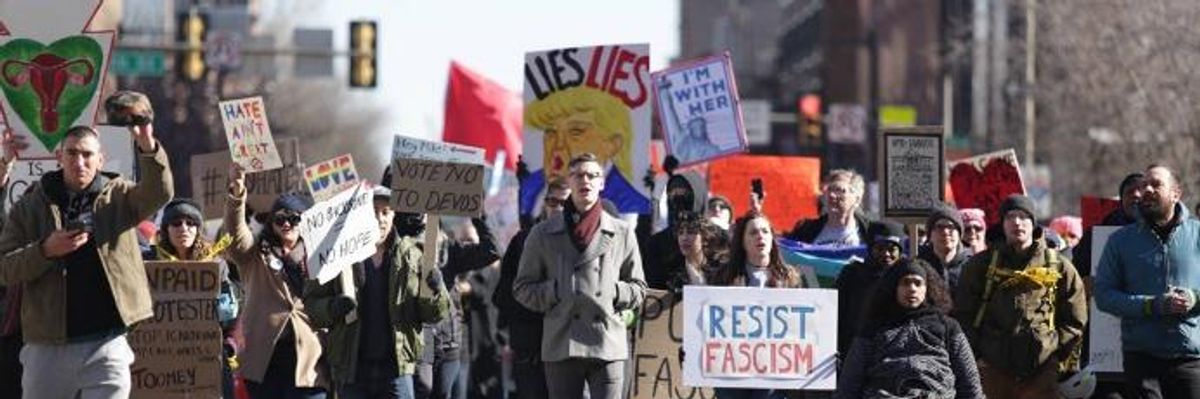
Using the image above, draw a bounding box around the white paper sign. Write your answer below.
[219,96,282,172]
[299,182,380,284]
[1090,226,1122,373]
[682,286,838,390]
[391,135,484,165]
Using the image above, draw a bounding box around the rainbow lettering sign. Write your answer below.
[219,96,282,172]
[304,153,359,202]
[682,286,838,391]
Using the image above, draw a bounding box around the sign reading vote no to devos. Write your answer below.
[682,286,838,391]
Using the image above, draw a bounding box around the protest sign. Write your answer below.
[630,289,715,399]
[879,126,944,222]
[389,157,485,217]
[1089,226,1122,373]
[190,137,302,220]
[828,104,867,144]
[707,155,820,233]
[5,125,134,209]
[652,52,747,167]
[947,149,1025,225]
[129,261,222,399]
[219,96,282,172]
[1081,196,1121,231]
[521,43,653,215]
[682,286,838,390]
[0,0,116,159]
[392,134,485,165]
[304,153,358,202]
[298,182,379,284]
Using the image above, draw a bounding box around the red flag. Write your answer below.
[442,61,522,170]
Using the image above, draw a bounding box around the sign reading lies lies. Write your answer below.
[682,286,838,391]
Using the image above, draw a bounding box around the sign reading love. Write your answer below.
[948,149,1025,226]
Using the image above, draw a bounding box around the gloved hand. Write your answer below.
[331,296,357,319]
[516,155,530,183]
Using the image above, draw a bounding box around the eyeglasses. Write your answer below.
[570,171,603,181]
[933,222,958,231]
[273,213,302,227]
[169,219,199,228]
[543,196,565,207]
[964,225,984,233]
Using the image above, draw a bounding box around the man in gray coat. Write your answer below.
[514,153,646,399]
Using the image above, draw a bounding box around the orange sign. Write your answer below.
[708,155,821,232]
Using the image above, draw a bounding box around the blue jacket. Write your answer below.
[1096,203,1200,358]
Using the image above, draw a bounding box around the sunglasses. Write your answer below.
[169,219,199,228]
[273,213,302,227]
[964,225,984,233]
[544,196,565,207]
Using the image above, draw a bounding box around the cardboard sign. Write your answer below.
[947,149,1025,225]
[828,104,867,144]
[879,127,944,221]
[707,155,820,234]
[0,0,116,159]
[303,153,358,202]
[392,134,485,165]
[5,125,134,209]
[1089,226,1122,373]
[129,261,222,399]
[1081,196,1121,231]
[521,44,653,215]
[682,286,838,390]
[218,96,282,172]
[630,289,716,399]
[298,182,380,284]
[190,137,302,220]
[652,52,747,168]
[389,157,484,217]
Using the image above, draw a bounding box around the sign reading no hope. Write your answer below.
[389,158,484,217]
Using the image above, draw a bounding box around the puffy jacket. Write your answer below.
[304,234,450,382]
[1096,202,1200,359]
[837,310,984,399]
[953,230,1088,378]
[0,145,172,344]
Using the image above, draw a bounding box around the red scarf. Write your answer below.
[568,200,604,251]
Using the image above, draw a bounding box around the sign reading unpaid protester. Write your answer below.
[707,155,821,233]
[682,286,838,390]
[219,96,282,172]
[389,157,485,217]
[298,182,380,284]
[128,261,222,399]
[652,52,747,167]
[304,153,358,202]
[521,44,653,215]
[948,149,1025,225]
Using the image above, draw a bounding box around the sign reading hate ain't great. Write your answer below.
[219,96,282,172]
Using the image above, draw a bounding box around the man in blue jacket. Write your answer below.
[1096,165,1200,398]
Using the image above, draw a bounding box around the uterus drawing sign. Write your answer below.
[0,0,113,157]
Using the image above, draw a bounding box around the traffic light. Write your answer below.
[176,10,208,81]
[798,94,822,143]
[349,20,377,88]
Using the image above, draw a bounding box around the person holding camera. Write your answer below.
[0,112,172,398]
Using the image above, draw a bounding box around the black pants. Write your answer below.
[1123,351,1200,399]
[0,334,21,399]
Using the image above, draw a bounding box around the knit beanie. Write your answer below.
[925,204,963,234]
[998,194,1036,219]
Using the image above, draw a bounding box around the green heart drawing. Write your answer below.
[0,36,103,151]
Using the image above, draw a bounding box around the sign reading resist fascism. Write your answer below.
[219,96,282,172]
[128,261,222,399]
[389,157,484,217]
[299,182,380,284]
[682,286,838,391]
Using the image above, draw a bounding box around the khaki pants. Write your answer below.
[979,361,1059,399]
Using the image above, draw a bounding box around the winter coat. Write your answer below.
[918,244,971,294]
[0,145,172,344]
[786,211,882,245]
[513,211,646,362]
[1096,202,1200,359]
[1073,207,1138,277]
[836,258,931,355]
[836,310,984,399]
[304,235,450,383]
[953,230,1088,378]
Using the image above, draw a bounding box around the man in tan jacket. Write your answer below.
[514,153,646,399]
[0,122,172,399]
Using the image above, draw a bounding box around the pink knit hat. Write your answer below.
[1050,216,1083,239]
[960,208,986,230]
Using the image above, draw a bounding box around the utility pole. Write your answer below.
[1024,0,1037,165]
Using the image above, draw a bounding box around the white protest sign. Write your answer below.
[218,96,282,172]
[303,153,358,202]
[682,286,838,390]
[741,99,771,146]
[828,104,867,144]
[299,182,380,284]
[391,135,484,165]
[5,125,134,210]
[652,52,747,167]
[1089,226,1122,373]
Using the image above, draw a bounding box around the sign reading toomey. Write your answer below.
[129,261,222,399]
[682,286,838,391]
[299,182,380,284]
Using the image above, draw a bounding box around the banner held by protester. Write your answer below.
[128,261,222,399]
[947,149,1025,225]
[299,181,380,284]
[219,96,282,172]
[652,52,747,168]
[631,289,715,399]
[304,153,358,202]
